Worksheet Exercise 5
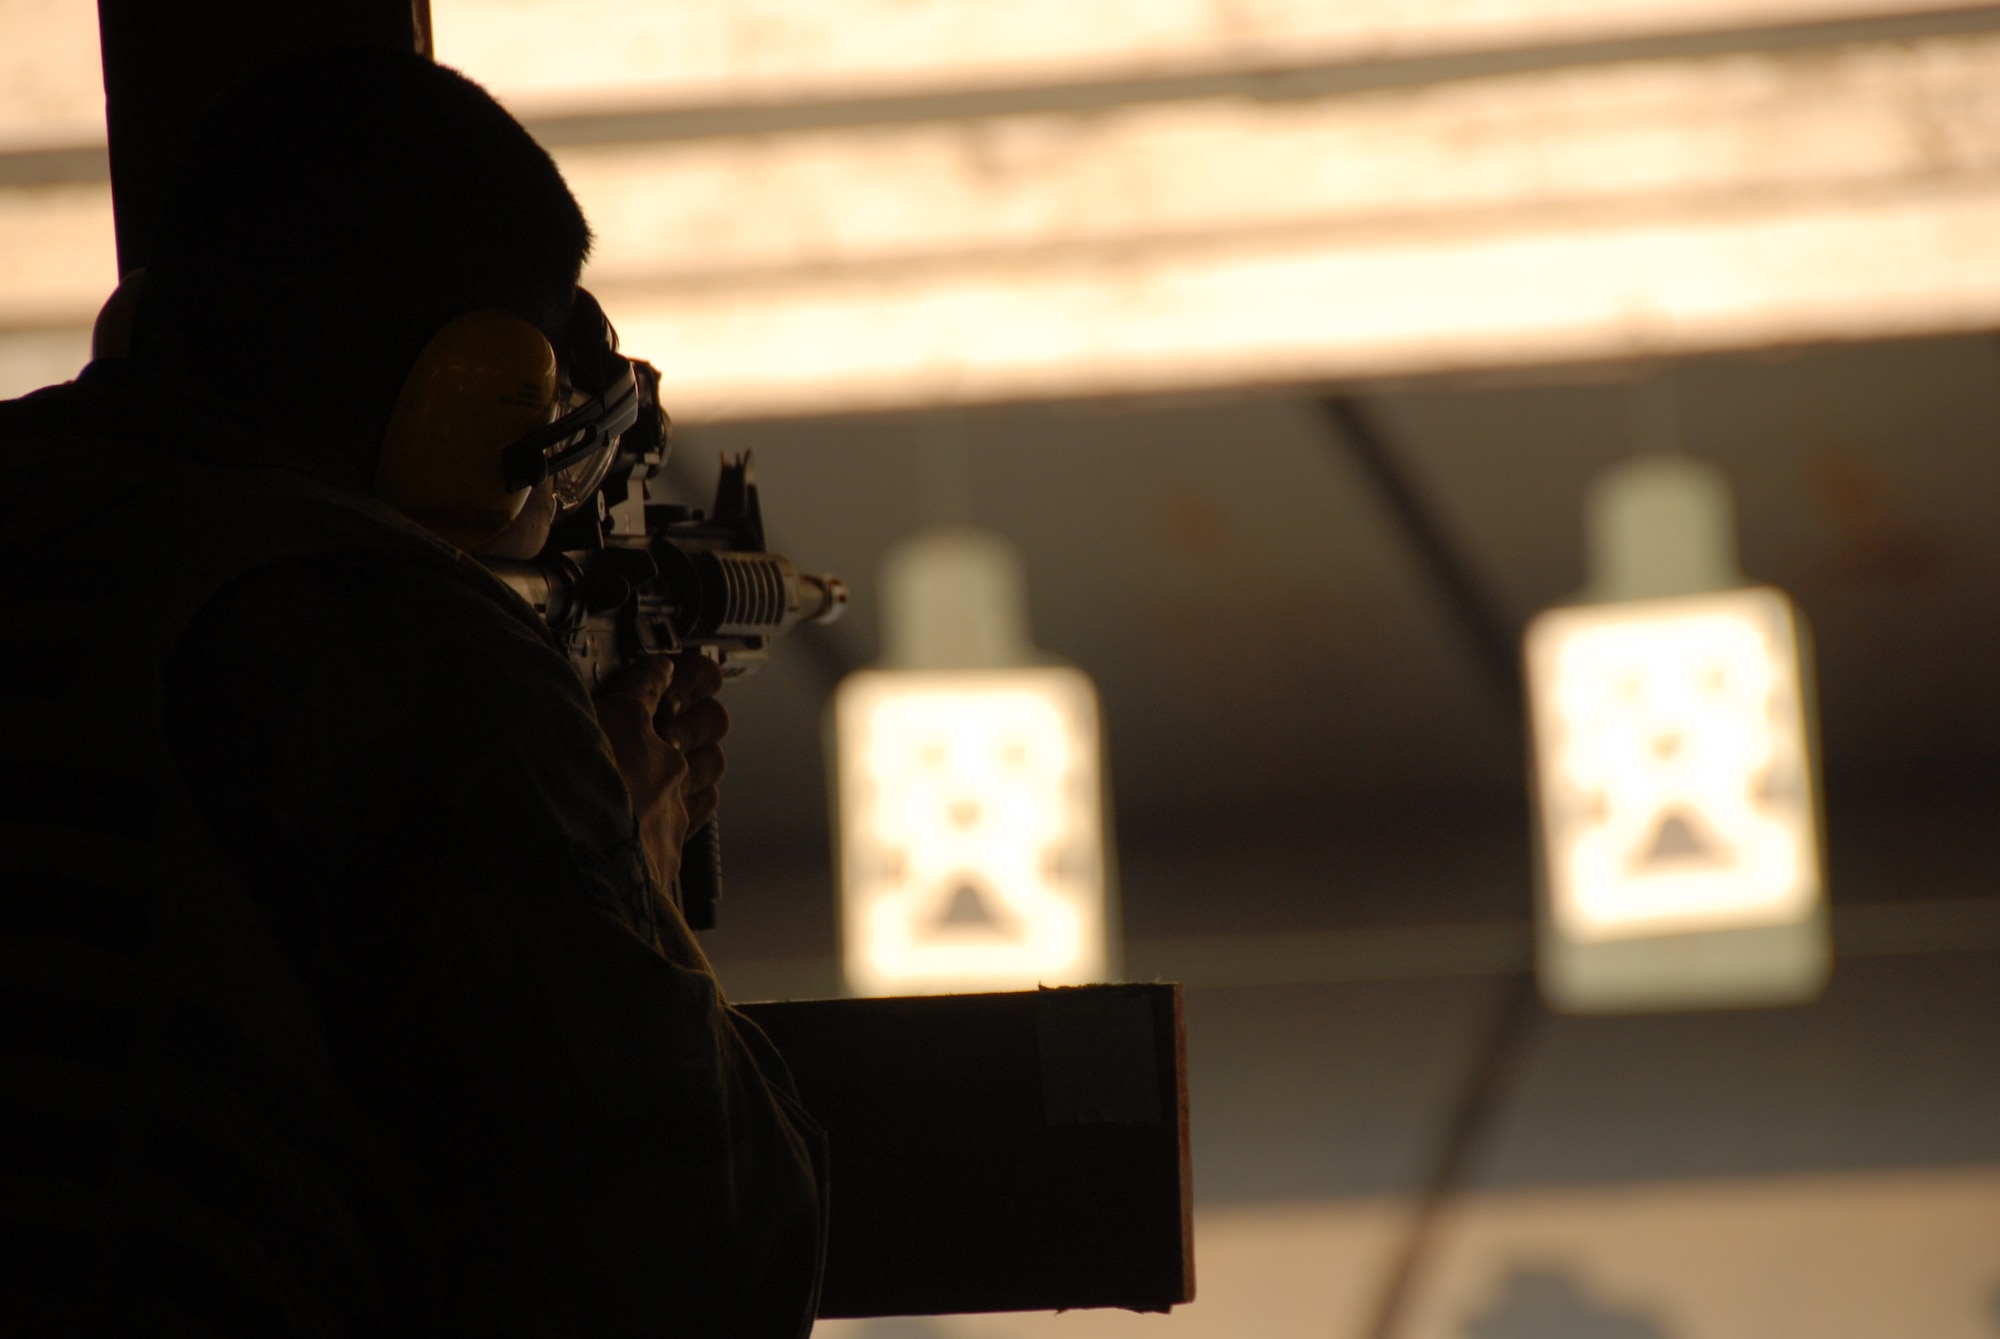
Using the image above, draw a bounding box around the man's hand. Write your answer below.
[664,653,728,838]
[594,652,729,892]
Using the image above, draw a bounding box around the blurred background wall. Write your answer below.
[5,2,1999,1334]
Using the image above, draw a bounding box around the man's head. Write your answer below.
[133,46,592,489]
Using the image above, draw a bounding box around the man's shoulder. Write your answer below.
[0,377,95,445]
[201,548,572,696]
[1,367,549,661]
[0,362,159,437]
[0,366,292,502]
[173,549,589,791]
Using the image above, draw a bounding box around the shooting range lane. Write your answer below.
[681,332,2000,905]
[5,5,2000,1332]
[800,944,2000,1339]
[685,330,2000,1336]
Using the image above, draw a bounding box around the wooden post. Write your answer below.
[95,0,431,275]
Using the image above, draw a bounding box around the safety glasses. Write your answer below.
[499,360,640,503]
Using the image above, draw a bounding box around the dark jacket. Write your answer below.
[0,368,825,1337]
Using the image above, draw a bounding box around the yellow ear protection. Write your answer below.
[375,310,559,549]
[374,290,648,550]
[93,270,651,553]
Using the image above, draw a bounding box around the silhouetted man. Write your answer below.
[0,47,823,1336]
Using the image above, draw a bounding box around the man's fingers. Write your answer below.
[662,652,724,718]
[682,739,724,831]
[682,745,726,793]
[594,652,729,884]
[596,655,676,737]
[684,782,721,833]
[669,698,730,754]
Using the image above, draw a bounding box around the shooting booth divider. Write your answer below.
[740,983,1195,1319]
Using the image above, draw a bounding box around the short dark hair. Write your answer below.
[135,46,592,479]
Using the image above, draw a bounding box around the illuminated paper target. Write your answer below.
[1527,586,1821,945]
[835,666,1108,996]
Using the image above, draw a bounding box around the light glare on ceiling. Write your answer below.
[606,186,2000,420]
[429,0,1963,113]
[569,30,2000,418]
[6,9,2000,409]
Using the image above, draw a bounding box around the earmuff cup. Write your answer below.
[375,309,559,551]
[95,276,636,553]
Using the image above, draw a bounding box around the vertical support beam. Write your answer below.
[95,0,432,275]
[1317,395,1541,1339]
[1318,395,1524,711]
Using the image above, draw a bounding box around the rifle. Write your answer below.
[484,358,847,930]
